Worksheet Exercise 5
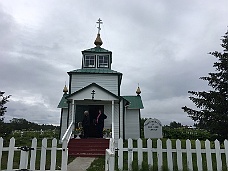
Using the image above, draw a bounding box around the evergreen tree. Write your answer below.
[182,30,228,140]
[0,91,11,137]
[0,91,11,122]
[169,121,182,128]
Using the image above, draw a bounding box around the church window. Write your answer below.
[84,55,95,67]
[98,55,109,68]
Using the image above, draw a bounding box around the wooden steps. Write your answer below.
[68,138,109,157]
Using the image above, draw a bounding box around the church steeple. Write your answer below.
[81,19,112,69]
[94,18,103,47]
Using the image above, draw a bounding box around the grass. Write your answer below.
[1,136,227,171]
[86,157,105,171]
[0,131,73,171]
[0,138,65,170]
[86,138,228,171]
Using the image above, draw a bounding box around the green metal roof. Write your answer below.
[82,46,111,53]
[68,68,122,75]
[57,93,68,108]
[122,95,144,109]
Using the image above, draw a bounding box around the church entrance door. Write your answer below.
[75,104,104,138]
[88,105,104,137]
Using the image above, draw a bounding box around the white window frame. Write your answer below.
[84,55,96,68]
[98,55,109,68]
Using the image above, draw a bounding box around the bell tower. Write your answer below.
[81,18,112,70]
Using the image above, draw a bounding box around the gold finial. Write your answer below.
[94,33,103,47]
[94,18,103,47]
[63,84,68,94]
[136,84,141,96]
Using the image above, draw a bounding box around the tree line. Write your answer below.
[0,117,59,137]
[0,92,59,137]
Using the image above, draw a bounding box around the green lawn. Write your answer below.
[86,138,228,171]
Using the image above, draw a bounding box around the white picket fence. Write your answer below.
[105,138,228,171]
[0,137,68,171]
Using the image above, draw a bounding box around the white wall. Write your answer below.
[125,109,140,139]
[60,108,68,140]
[119,100,124,138]
[104,102,119,140]
[68,85,119,101]
[71,74,119,95]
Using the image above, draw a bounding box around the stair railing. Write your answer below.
[61,121,74,144]
[105,138,115,171]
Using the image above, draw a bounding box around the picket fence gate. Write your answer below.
[105,138,228,171]
[0,137,68,171]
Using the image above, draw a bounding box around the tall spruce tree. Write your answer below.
[182,30,228,140]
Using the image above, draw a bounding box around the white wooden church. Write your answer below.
[58,19,143,141]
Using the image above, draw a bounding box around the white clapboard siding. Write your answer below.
[104,103,119,141]
[60,108,68,140]
[0,137,68,171]
[119,99,124,139]
[71,74,119,95]
[125,109,140,139]
[107,138,228,171]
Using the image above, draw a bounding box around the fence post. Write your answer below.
[40,138,47,171]
[205,139,213,171]
[105,150,108,171]
[186,139,193,171]
[7,137,15,170]
[19,149,29,170]
[30,138,37,170]
[105,149,115,171]
[118,138,123,170]
[128,138,133,171]
[50,138,57,171]
[109,150,115,171]
[137,138,143,170]
[176,139,183,171]
[167,139,173,171]
[147,139,152,168]
[215,140,222,171]
[61,139,68,171]
[195,139,202,171]
[157,139,163,171]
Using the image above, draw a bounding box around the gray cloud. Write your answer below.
[0,0,227,126]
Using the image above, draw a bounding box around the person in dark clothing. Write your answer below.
[82,110,90,138]
[96,109,107,138]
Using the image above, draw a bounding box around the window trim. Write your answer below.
[97,55,109,68]
[83,55,96,68]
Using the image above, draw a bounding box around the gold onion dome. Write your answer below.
[136,86,141,95]
[63,85,68,93]
[94,33,103,47]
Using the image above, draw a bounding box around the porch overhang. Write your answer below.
[66,83,120,101]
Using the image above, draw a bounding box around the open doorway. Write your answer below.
[75,105,104,137]
[88,105,104,137]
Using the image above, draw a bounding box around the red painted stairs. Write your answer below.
[68,138,110,157]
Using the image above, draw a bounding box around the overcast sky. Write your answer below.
[0,0,227,126]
